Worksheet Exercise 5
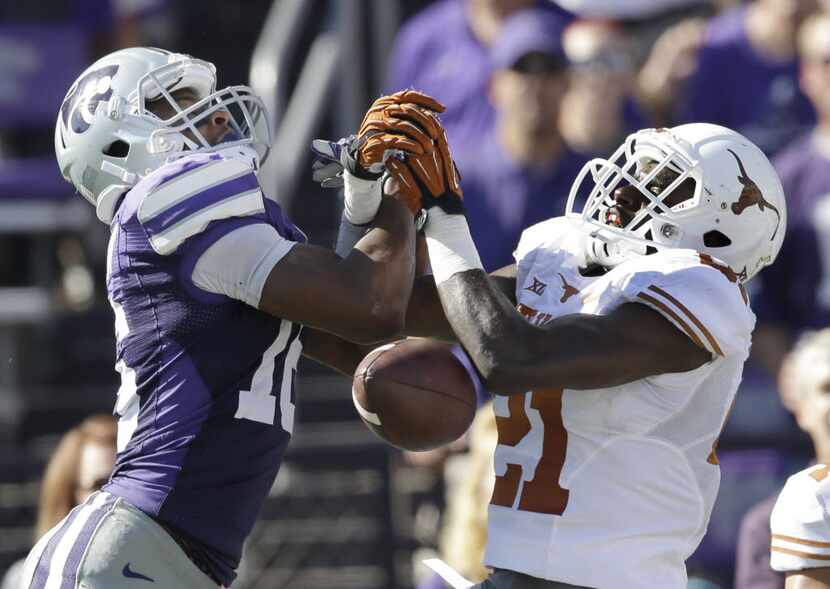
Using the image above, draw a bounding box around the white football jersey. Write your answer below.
[484,217,755,589]
[770,464,830,572]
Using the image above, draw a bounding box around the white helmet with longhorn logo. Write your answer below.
[566,123,785,282]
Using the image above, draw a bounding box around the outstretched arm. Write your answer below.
[404,261,516,340]
[372,106,712,393]
[433,268,710,393]
[261,196,415,344]
[301,261,517,376]
[266,90,452,344]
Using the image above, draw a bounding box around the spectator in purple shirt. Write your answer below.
[752,10,830,377]
[385,0,571,152]
[559,18,651,157]
[676,0,817,157]
[452,8,589,271]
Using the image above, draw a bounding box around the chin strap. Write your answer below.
[584,229,648,269]
[96,183,130,223]
[97,160,138,223]
[100,160,138,185]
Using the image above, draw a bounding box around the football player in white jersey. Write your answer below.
[770,329,830,589]
[318,120,784,589]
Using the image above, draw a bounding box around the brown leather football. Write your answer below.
[352,338,478,451]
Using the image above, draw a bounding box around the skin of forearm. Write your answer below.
[301,328,381,376]
[403,275,457,340]
[436,270,531,391]
[346,197,416,336]
[434,271,662,393]
[402,266,517,341]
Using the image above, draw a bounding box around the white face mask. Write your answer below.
[565,124,786,282]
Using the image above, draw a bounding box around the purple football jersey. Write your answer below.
[101,152,306,586]
[754,132,830,330]
[678,6,815,157]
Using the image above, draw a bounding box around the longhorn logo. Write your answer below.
[726,149,781,241]
[557,273,580,303]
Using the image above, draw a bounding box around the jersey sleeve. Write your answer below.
[513,217,585,291]
[134,153,308,306]
[137,154,265,256]
[513,217,577,264]
[770,465,830,572]
[191,223,297,308]
[618,251,754,359]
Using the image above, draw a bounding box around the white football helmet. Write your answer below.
[55,47,271,223]
[566,123,786,282]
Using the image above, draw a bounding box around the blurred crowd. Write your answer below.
[2,0,830,588]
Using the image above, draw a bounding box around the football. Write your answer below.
[352,338,478,451]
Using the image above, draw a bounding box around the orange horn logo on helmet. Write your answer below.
[727,149,781,240]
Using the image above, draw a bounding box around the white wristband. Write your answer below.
[343,170,382,225]
[424,209,483,285]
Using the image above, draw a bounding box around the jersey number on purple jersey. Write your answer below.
[235,320,301,432]
[107,228,140,452]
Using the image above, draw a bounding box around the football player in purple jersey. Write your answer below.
[21,47,438,588]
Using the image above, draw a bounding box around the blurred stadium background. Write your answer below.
[0,0,819,588]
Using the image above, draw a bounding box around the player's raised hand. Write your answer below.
[310,134,407,184]
[310,132,426,224]
[311,90,445,187]
[385,122,463,216]
[356,90,446,178]
[361,89,445,116]
[310,136,353,189]
[310,90,453,220]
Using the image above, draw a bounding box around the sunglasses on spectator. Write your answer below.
[510,52,568,75]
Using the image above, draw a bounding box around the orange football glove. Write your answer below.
[385,123,464,216]
[356,90,447,176]
[360,89,446,121]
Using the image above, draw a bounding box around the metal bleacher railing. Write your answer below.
[250,0,402,215]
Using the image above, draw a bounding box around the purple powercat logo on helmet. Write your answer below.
[60,64,120,135]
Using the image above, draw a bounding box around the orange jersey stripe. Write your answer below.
[648,285,724,356]
[697,252,749,305]
[771,546,830,561]
[637,292,706,351]
[772,534,830,549]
